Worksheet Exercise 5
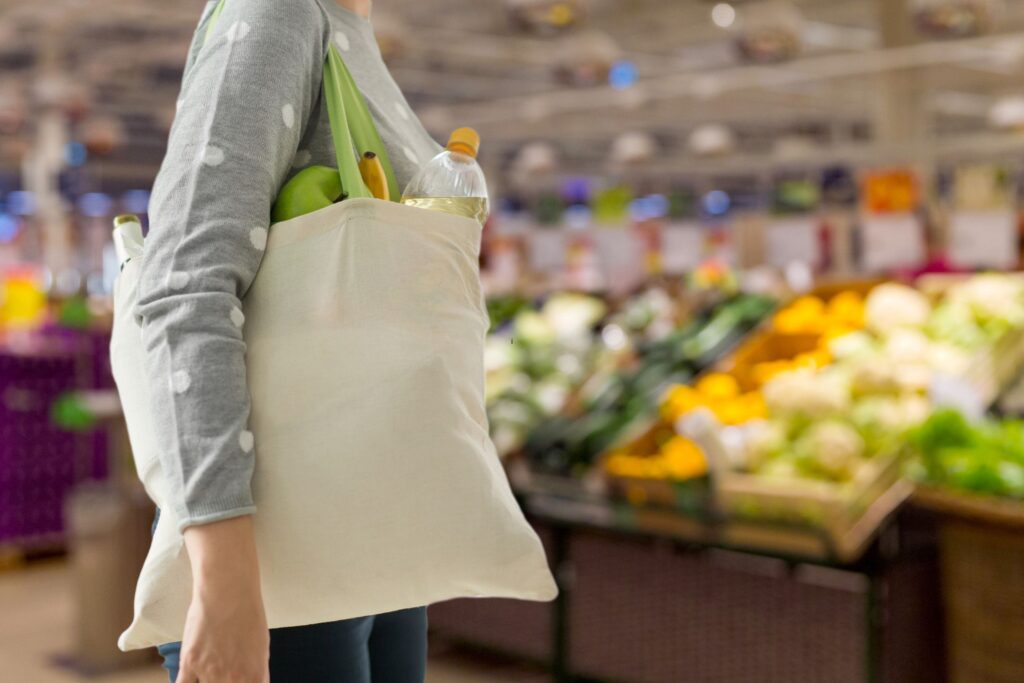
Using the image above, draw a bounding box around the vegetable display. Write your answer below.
[485,292,610,457]
[602,275,1024,500]
[523,294,776,477]
[729,276,1024,486]
[909,409,1024,499]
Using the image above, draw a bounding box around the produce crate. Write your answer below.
[939,327,1024,409]
[595,421,712,517]
[716,330,821,391]
[715,457,911,562]
[914,487,1024,683]
[682,411,912,562]
[713,279,880,390]
[915,273,1024,408]
[602,472,710,517]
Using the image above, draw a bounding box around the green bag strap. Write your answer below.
[202,0,400,201]
[321,46,370,199]
[324,46,401,202]
[202,0,227,47]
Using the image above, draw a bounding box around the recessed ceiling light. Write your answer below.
[711,3,737,29]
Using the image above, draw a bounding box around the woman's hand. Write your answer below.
[176,516,270,683]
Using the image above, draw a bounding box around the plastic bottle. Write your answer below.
[112,214,144,271]
[401,127,489,225]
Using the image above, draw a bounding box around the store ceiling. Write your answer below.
[2,0,1024,186]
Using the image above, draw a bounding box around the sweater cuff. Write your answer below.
[176,500,257,534]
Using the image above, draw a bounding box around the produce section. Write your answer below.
[9,1,1024,682]
[491,273,1024,562]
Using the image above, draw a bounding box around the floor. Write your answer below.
[0,561,548,682]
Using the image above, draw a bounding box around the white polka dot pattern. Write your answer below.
[230,306,245,328]
[282,104,295,129]
[202,145,225,167]
[292,149,312,168]
[171,370,191,394]
[334,31,350,52]
[168,271,190,290]
[249,227,268,250]
[239,430,255,453]
[226,21,251,43]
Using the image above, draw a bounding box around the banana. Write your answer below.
[358,151,389,201]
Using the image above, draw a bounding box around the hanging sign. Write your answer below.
[592,227,644,293]
[527,228,567,274]
[859,169,924,272]
[861,169,919,214]
[948,210,1018,269]
[861,213,926,272]
[661,222,705,274]
[764,216,820,268]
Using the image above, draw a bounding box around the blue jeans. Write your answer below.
[152,511,428,683]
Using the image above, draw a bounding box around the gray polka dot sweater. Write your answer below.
[135,0,442,531]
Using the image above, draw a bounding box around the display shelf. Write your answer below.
[521,477,910,566]
[913,485,1024,530]
[491,481,942,683]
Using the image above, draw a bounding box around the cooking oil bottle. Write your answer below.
[401,127,489,225]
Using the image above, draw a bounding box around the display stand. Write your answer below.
[430,482,944,683]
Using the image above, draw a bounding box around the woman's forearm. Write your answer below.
[184,515,262,593]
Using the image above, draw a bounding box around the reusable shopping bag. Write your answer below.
[111,1,557,651]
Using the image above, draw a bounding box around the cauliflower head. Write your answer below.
[865,283,931,336]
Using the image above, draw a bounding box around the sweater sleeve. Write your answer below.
[135,0,327,532]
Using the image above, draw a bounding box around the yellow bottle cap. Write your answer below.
[446,127,480,158]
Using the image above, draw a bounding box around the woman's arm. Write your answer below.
[137,0,324,531]
[178,516,268,683]
[136,1,326,679]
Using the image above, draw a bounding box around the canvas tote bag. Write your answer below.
[111,4,557,651]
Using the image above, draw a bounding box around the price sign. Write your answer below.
[661,222,704,274]
[949,209,1018,269]
[860,213,925,272]
[765,216,820,268]
[527,228,566,274]
[593,228,644,292]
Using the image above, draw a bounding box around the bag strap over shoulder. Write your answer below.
[322,45,401,201]
[201,0,400,201]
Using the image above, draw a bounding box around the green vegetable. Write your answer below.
[909,409,1024,499]
[521,294,774,476]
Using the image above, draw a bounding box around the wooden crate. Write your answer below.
[714,278,881,391]
[595,421,712,517]
[717,330,822,391]
[716,450,906,530]
[680,409,911,561]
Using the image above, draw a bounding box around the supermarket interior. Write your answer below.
[4,0,1024,682]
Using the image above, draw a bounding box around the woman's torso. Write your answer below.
[185,0,442,195]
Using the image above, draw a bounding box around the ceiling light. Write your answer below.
[688,124,736,157]
[989,95,1024,129]
[711,3,737,29]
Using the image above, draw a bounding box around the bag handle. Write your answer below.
[202,0,399,201]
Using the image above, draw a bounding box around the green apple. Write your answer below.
[271,166,344,223]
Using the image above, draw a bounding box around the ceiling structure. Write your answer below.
[1,0,1024,189]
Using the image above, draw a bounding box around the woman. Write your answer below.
[136,0,442,680]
